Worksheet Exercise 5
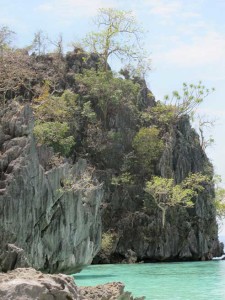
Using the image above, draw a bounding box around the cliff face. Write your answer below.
[95,116,222,263]
[0,49,222,271]
[0,102,103,273]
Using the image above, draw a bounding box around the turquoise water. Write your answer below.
[74,261,225,299]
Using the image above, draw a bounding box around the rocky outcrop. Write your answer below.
[96,116,223,263]
[78,282,145,300]
[0,102,103,273]
[0,268,81,300]
[0,268,145,300]
[0,47,222,270]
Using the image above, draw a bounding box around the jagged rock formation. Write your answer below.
[0,47,222,270]
[95,116,223,263]
[78,282,145,300]
[0,102,103,273]
[0,268,145,300]
[0,268,81,299]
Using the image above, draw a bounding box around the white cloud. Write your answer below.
[142,0,205,28]
[197,108,225,118]
[37,0,116,19]
[156,31,225,67]
[145,0,182,18]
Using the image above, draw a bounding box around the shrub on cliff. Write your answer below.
[76,69,140,128]
[132,127,164,177]
[145,173,210,228]
[34,121,75,156]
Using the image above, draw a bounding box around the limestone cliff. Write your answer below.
[0,102,103,273]
[0,49,222,271]
[94,116,223,263]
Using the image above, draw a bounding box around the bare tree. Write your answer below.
[0,26,15,57]
[31,30,49,55]
[196,115,216,150]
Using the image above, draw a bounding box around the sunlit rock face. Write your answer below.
[0,102,103,273]
[0,268,81,300]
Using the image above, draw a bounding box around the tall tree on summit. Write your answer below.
[83,8,146,71]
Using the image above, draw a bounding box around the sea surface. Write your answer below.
[73,261,225,300]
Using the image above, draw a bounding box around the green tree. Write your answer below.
[76,69,140,128]
[34,121,75,156]
[0,26,15,57]
[213,175,225,220]
[163,82,215,120]
[141,102,175,127]
[215,187,225,220]
[132,127,164,175]
[144,82,215,129]
[33,88,78,122]
[33,89,80,156]
[83,8,145,71]
[145,173,209,228]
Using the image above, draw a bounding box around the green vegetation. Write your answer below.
[142,82,215,130]
[145,173,209,228]
[142,102,175,126]
[0,26,15,56]
[132,127,164,176]
[76,69,140,128]
[101,232,117,255]
[33,88,79,156]
[111,172,134,186]
[0,11,220,226]
[163,82,215,120]
[33,87,78,121]
[213,175,225,220]
[83,8,146,71]
[34,121,75,156]
[215,188,225,220]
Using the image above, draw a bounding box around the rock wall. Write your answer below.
[95,116,223,263]
[0,268,81,300]
[0,102,103,273]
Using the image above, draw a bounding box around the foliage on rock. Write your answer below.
[34,121,75,156]
[145,173,210,228]
[0,16,222,265]
[76,69,140,128]
[132,127,164,176]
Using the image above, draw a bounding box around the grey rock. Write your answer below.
[0,268,145,300]
[0,267,81,300]
[98,116,222,262]
[0,244,30,272]
[78,281,145,300]
[0,102,103,273]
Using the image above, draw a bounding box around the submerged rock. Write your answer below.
[0,102,104,273]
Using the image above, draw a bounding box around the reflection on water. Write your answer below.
[73,261,225,300]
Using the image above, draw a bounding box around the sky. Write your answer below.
[1,0,225,234]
